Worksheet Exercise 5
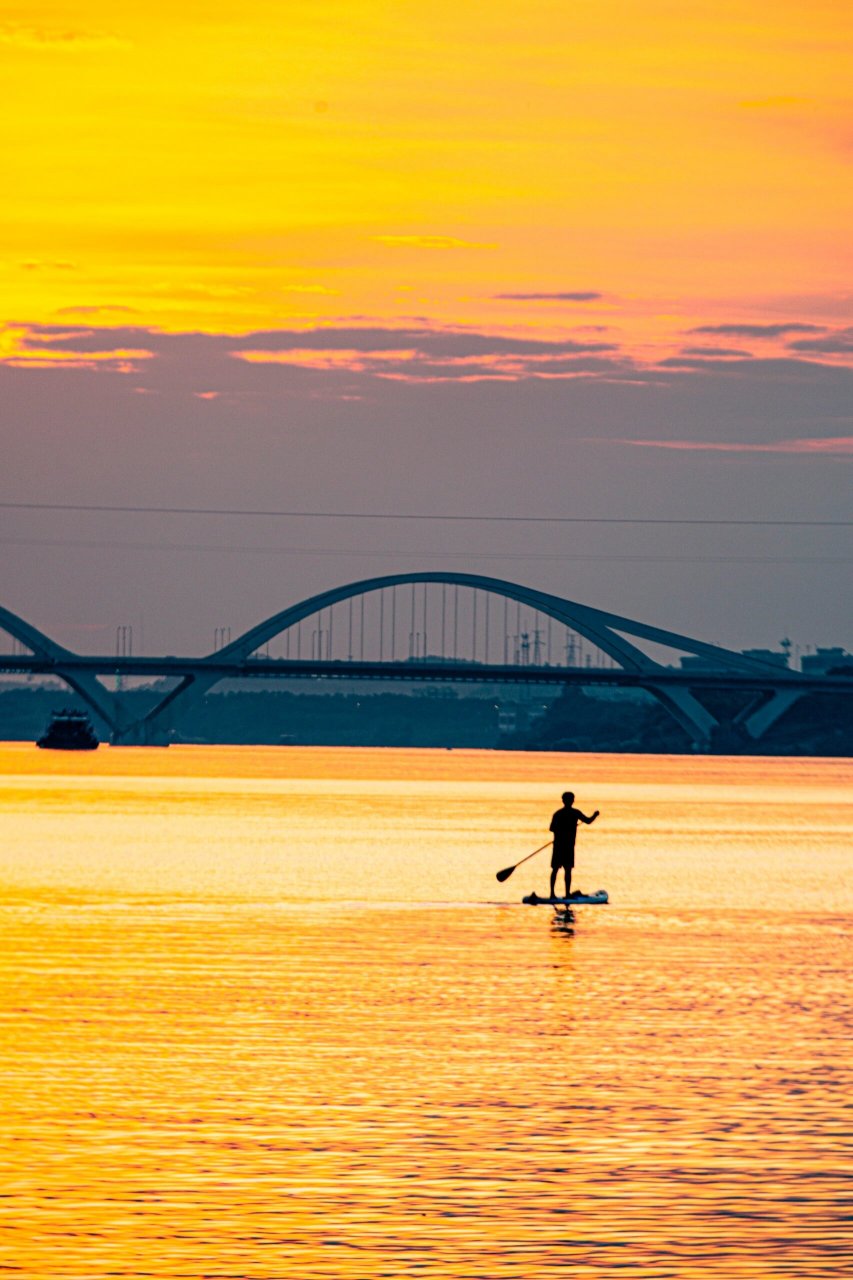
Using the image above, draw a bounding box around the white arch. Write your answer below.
[215,571,775,673]
[140,572,787,746]
[3,577,804,747]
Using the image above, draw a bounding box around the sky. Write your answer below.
[2,1,851,657]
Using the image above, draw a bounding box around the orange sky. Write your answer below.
[2,0,851,362]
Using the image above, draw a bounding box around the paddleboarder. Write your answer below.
[549,791,599,899]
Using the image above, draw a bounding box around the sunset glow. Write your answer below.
[2,9,852,1267]
[2,746,851,1277]
[2,3,851,657]
[3,1,851,367]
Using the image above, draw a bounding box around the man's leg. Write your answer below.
[564,860,573,897]
[549,863,558,899]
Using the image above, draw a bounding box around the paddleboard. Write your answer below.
[522,890,609,906]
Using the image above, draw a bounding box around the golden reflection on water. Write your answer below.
[0,746,850,1277]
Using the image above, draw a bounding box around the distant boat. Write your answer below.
[37,710,99,751]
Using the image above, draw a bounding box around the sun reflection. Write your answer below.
[0,745,849,1276]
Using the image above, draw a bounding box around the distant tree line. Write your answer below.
[0,684,849,755]
[505,686,852,755]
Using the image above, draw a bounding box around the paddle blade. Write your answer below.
[495,865,515,883]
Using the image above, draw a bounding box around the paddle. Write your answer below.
[495,841,552,883]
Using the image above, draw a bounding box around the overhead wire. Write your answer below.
[0,501,849,527]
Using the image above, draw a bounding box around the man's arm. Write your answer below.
[578,809,600,824]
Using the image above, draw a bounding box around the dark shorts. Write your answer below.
[551,847,575,869]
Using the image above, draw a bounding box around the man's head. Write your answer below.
[562,791,575,806]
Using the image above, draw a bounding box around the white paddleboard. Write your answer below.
[522,890,609,906]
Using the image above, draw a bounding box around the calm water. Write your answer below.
[1,745,850,1278]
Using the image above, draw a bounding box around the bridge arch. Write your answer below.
[216,571,781,677]
[138,571,786,749]
[3,576,802,747]
[0,603,73,661]
[0,603,123,734]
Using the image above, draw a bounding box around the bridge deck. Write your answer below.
[1,654,848,695]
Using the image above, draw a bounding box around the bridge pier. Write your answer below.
[736,689,804,742]
[51,668,127,742]
[121,673,223,745]
[40,665,176,746]
[642,684,719,751]
[109,675,209,745]
[111,721,172,746]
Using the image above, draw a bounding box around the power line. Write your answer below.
[1,535,849,566]
[0,501,849,527]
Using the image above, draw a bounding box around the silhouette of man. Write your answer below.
[549,791,599,899]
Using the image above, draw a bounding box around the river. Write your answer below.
[0,745,850,1277]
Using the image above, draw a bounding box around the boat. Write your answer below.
[36,710,100,751]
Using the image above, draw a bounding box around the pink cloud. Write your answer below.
[615,436,853,455]
[234,347,420,372]
[5,348,153,372]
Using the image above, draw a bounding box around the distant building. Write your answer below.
[678,654,720,672]
[679,647,790,672]
[801,648,850,675]
[740,648,790,669]
[497,706,528,735]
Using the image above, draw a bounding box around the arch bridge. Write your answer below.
[1,572,845,748]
